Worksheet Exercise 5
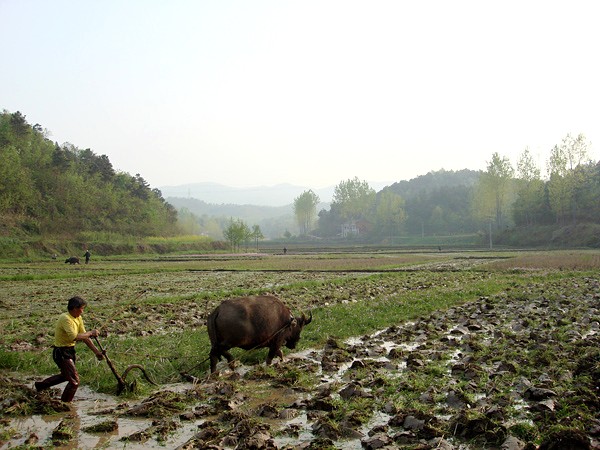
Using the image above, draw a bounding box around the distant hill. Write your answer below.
[166,197,295,222]
[386,169,481,198]
[159,181,394,207]
[162,181,391,239]
[159,182,328,207]
[165,196,331,239]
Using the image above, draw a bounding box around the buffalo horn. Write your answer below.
[302,310,312,325]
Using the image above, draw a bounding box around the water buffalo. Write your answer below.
[207,295,312,373]
[65,257,80,264]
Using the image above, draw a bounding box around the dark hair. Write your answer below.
[67,296,87,311]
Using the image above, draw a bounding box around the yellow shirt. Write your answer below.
[54,312,86,347]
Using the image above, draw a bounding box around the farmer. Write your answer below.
[35,296,104,402]
[84,249,91,264]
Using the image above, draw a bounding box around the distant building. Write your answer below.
[341,221,359,238]
[341,220,373,238]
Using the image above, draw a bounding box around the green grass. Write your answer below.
[1,265,523,393]
[299,272,508,348]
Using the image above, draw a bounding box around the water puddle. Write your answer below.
[1,384,206,450]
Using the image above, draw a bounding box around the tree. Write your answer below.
[293,190,320,236]
[567,161,600,223]
[513,147,546,226]
[546,133,591,224]
[251,224,264,251]
[581,162,600,222]
[316,204,343,238]
[374,189,406,237]
[473,153,514,230]
[332,177,375,221]
[0,145,35,213]
[223,218,249,252]
[547,144,569,224]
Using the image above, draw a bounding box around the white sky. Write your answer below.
[1,1,599,190]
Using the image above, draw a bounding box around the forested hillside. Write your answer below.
[388,169,481,235]
[0,111,178,238]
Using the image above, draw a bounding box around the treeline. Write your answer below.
[305,134,599,243]
[470,135,600,231]
[313,173,481,240]
[0,111,178,237]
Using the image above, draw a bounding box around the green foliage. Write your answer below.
[293,189,320,235]
[374,189,406,236]
[390,169,480,237]
[473,152,515,229]
[223,218,250,251]
[547,133,593,225]
[332,177,376,221]
[166,197,296,240]
[250,224,264,251]
[222,219,263,252]
[316,177,376,238]
[176,207,225,238]
[0,110,178,239]
[513,147,550,226]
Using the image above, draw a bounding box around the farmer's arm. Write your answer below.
[76,329,104,360]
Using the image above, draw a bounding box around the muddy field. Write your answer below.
[1,252,599,449]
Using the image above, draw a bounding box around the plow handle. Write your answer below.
[94,337,126,390]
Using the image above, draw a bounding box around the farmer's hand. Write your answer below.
[96,352,104,361]
[89,329,99,338]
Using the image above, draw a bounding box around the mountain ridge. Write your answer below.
[159,181,394,207]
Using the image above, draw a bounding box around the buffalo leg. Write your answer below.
[266,347,284,365]
[209,347,235,373]
[209,349,220,373]
[223,350,235,369]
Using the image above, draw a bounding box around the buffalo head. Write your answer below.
[285,310,312,349]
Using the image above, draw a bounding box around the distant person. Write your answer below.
[283,247,287,255]
[84,250,91,264]
[35,296,104,402]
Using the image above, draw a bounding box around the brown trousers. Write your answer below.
[36,347,80,402]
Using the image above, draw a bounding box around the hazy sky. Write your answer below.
[2,1,599,190]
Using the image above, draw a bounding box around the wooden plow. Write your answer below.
[94,337,157,395]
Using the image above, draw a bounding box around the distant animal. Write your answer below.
[65,257,80,264]
[207,295,312,373]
